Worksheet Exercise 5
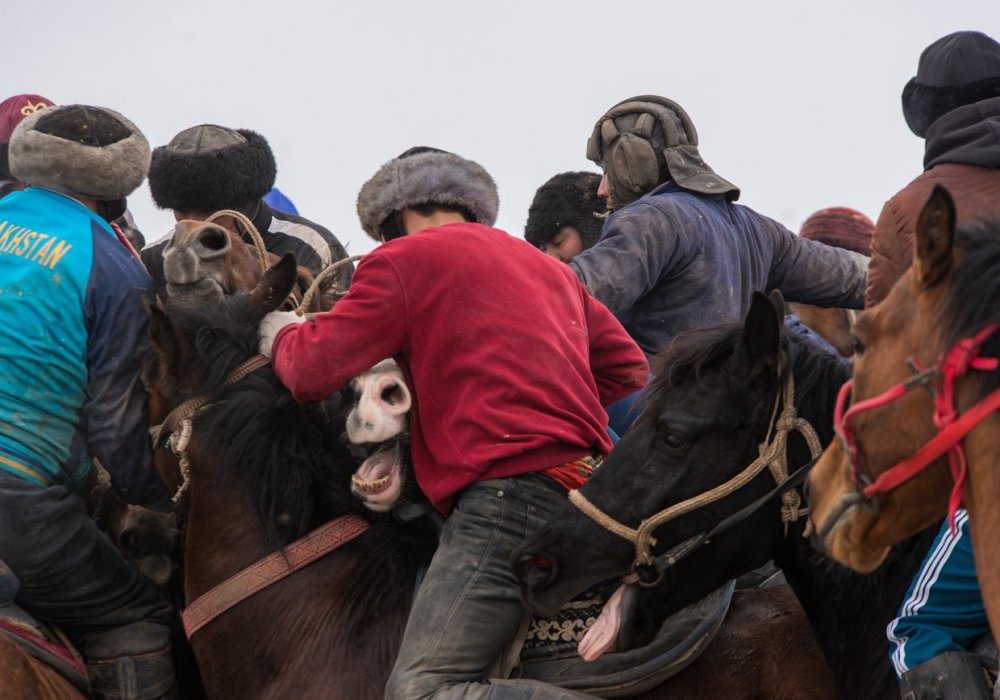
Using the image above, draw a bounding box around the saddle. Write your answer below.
[0,560,89,693]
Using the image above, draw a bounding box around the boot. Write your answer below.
[900,651,992,700]
[86,645,175,700]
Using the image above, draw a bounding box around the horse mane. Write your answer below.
[645,321,852,430]
[160,296,358,545]
[941,221,1000,397]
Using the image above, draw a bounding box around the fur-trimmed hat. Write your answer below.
[799,207,874,257]
[0,94,55,181]
[903,31,1000,137]
[524,171,605,250]
[356,149,498,241]
[148,125,276,211]
[9,104,150,201]
[587,95,739,209]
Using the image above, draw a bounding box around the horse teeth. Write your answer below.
[352,473,392,494]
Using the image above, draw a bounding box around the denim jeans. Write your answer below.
[386,474,597,699]
[0,472,172,660]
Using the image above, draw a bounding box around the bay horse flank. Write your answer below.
[516,292,937,700]
[809,188,1000,627]
[146,255,435,699]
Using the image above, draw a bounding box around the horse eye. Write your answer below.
[852,337,866,356]
[663,432,686,449]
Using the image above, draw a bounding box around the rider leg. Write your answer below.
[888,510,992,699]
[0,473,174,699]
[386,473,596,700]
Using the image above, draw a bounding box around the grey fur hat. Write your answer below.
[148,125,276,212]
[356,150,499,241]
[9,104,150,201]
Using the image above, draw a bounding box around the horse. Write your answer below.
[0,636,85,700]
[788,302,856,357]
[515,291,937,700]
[808,187,1000,629]
[147,256,842,699]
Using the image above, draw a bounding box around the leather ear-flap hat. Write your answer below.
[356,149,499,241]
[9,104,150,200]
[902,30,1000,138]
[148,125,276,212]
[587,95,739,207]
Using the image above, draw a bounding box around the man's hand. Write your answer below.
[258,311,305,357]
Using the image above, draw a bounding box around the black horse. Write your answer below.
[516,292,937,700]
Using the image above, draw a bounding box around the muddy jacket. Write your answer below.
[866,96,1000,306]
[141,200,353,300]
[570,183,868,357]
[0,188,165,504]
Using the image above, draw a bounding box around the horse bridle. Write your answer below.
[831,323,1000,530]
[569,368,822,587]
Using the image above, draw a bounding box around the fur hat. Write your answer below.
[799,207,874,256]
[903,31,1000,137]
[587,95,739,208]
[524,171,605,249]
[9,104,149,200]
[356,149,498,241]
[148,125,276,211]
[0,94,55,181]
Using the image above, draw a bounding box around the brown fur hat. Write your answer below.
[9,104,149,200]
[524,171,605,249]
[356,150,498,241]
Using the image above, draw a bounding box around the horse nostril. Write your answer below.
[195,227,231,258]
[118,529,141,555]
[515,551,558,592]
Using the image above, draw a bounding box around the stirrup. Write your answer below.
[87,645,175,700]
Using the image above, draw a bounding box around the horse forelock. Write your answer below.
[941,222,1000,398]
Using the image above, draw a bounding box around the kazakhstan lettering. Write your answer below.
[0,221,72,270]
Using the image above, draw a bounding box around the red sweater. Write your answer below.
[272,223,648,512]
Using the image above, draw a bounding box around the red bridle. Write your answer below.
[833,323,1000,529]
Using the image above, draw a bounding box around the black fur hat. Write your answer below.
[148,125,276,211]
[10,104,149,200]
[903,31,1000,137]
[524,171,605,250]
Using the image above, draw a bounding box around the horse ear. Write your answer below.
[741,291,782,370]
[768,289,786,317]
[148,303,188,379]
[250,253,299,315]
[913,185,956,289]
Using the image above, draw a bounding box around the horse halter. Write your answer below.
[569,369,822,583]
[151,354,272,503]
[833,323,1000,528]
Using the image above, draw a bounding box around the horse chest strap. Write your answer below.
[181,513,370,639]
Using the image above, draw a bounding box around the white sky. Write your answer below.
[5,1,998,255]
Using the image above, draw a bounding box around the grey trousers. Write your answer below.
[385,474,596,700]
[0,472,172,660]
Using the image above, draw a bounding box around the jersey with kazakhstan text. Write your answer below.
[0,188,165,504]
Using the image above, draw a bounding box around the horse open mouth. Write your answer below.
[351,442,404,512]
[165,277,225,302]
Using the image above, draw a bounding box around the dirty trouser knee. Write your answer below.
[385,474,596,700]
[0,473,172,660]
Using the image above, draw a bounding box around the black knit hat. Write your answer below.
[9,104,150,200]
[524,171,605,250]
[902,31,1000,137]
[148,125,276,211]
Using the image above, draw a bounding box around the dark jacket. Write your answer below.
[141,200,353,299]
[866,96,1000,306]
[570,183,868,357]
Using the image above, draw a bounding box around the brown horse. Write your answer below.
[148,256,838,699]
[808,187,1000,624]
[0,636,85,700]
[788,302,856,357]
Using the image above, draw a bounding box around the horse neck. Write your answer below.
[963,416,1000,634]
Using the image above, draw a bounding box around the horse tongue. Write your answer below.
[578,585,628,662]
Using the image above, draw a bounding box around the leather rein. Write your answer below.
[150,354,371,639]
[569,369,822,587]
[832,323,1000,530]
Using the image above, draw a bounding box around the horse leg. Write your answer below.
[635,585,840,700]
[0,636,85,700]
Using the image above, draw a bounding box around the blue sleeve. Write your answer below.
[569,203,683,316]
[84,223,167,505]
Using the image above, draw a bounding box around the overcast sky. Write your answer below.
[5,1,998,255]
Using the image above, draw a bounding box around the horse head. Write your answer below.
[515,292,847,638]
[809,186,1000,573]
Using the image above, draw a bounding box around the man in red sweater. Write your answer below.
[259,147,647,698]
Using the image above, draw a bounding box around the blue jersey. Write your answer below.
[0,188,165,504]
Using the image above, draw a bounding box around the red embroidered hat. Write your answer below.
[0,94,55,180]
